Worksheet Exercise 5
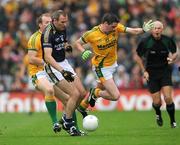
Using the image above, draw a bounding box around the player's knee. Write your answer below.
[80,90,87,100]
[45,87,54,96]
[62,98,68,106]
[72,89,81,100]
[164,97,173,104]
[112,92,120,101]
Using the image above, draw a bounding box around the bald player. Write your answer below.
[135,20,178,128]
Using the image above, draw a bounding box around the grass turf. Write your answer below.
[0,111,179,145]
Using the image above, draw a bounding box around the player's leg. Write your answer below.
[54,85,69,106]
[162,86,176,128]
[54,86,84,133]
[79,64,119,108]
[87,79,120,106]
[35,76,61,133]
[161,67,176,128]
[147,78,163,126]
[78,82,103,110]
[45,62,82,136]
[72,76,89,118]
[27,77,36,115]
[61,60,89,125]
[73,75,87,105]
[78,83,103,117]
[56,80,81,136]
[87,64,120,107]
[151,91,163,126]
[99,78,120,100]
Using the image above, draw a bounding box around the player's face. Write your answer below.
[40,16,52,31]
[105,22,118,32]
[151,23,163,39]
[55,15,68,31]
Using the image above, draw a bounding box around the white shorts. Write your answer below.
[30,70,51,88]
[45,59,76,84]
[92,62,118,83]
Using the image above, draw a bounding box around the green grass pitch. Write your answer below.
[0,111,179,145]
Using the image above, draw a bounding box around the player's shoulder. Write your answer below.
[28,31,40,42]
[161,34,172,41]
[43,23,53,35]
[83,26,99,37]
[139,33,151,42]
[116,23,125,29]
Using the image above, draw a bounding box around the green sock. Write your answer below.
[45,101,57,124]
[73,111,79,130]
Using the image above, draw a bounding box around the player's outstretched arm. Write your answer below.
[125,20,154,35]
[142,20,154,32]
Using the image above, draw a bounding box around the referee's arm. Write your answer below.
[167,52,178,64]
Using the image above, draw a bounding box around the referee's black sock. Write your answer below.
[152,103,161,116]
[166,102,175,123]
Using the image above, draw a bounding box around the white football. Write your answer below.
[83,115,99,131]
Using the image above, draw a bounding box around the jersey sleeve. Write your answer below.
[81,30,92,43]
[136,40,145,57]
[27,34,39,51]
[169,38,177,53]
[41,28,53,49]
[116,23,126,33]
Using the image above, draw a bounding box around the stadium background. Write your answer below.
[0,0,180,112]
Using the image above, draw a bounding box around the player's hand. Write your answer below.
[167,57,173,64]
[65,45,73,53]
[81,50,92,60]
[61,70,74,82]
[143,71,149,81]
[81,50,92,61]
[143,20,154,32]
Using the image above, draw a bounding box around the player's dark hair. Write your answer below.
[36,13,51,26]
[51,10,67,21]
[101,13,119,24]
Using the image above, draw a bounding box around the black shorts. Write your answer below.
[147,66,173,93]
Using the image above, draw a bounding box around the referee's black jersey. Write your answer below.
[41,23,67,62]
[136,34,177,70]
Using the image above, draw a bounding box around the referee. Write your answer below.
[136,21,178,128]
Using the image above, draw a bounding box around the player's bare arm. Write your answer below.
[126,20,154,35]
[125,27,144,35]
[167,52,178,64]
[135,54,149,81]
[75,39,86,53]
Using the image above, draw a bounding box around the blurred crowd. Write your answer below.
[0,0,179,91]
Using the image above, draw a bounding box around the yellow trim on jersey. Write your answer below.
[44,24,52,43]
[31,31,39,48]
[81,23,125,67]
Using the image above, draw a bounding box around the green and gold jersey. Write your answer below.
[27,30,43,76]
[81,23,126,67]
